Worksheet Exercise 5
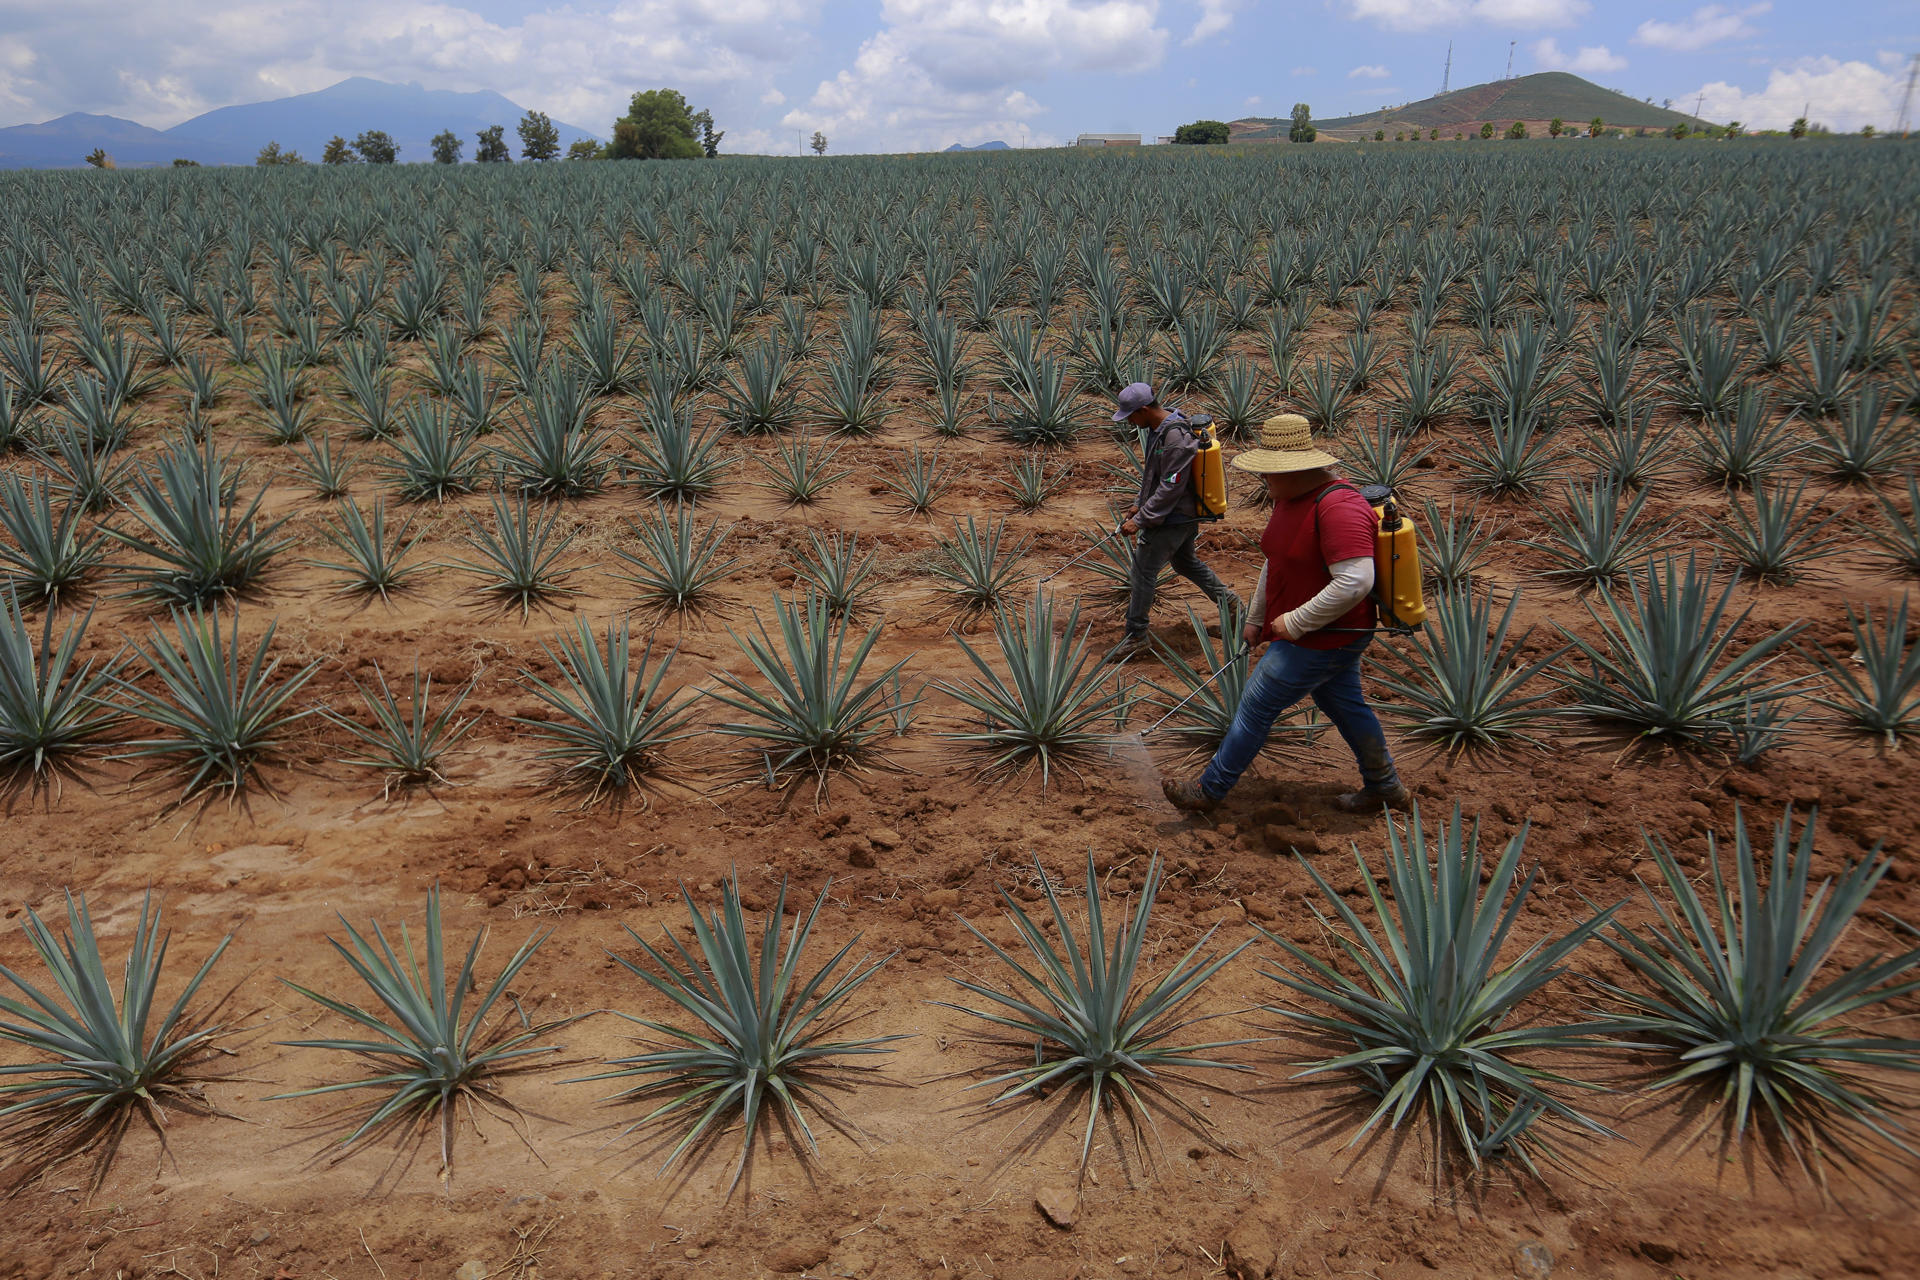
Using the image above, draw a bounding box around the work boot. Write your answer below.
[1333,781,1413,813]
[1102,633,1150,665]
[1163,777,1221,813]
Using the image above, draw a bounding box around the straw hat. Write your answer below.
[1230,414,1339,475]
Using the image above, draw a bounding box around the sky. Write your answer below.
[0,0,1912,153]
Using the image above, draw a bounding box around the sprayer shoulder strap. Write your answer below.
[1308,481,1367,574]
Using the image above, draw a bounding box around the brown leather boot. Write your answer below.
[1333,781,1413,813]
[1163,777,1221,813]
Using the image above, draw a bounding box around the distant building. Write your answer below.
[1156,136,1176,145]
[1075,133,1141,147]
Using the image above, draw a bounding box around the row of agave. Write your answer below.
[2,803,1915,1196]
[0,552,1912,814]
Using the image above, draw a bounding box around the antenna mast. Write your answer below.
[1441,42,1452,96]
[1505,41,1516,80]
[1898,53,1919,137]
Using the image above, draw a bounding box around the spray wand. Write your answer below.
[1139,643,1252,737]
[1039,521,1129,583]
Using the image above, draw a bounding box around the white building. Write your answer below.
[1075,133,1141,147]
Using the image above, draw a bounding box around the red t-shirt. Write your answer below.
[1259,480,1377,650]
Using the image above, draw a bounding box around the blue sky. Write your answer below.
[0,0,1910,152]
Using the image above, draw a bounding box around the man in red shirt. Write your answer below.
[1162,414,1410,814]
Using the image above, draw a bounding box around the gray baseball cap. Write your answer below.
[1112,382,1154,423]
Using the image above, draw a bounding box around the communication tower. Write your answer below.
[1505,41,1515,80]
[1898,53,1918,137]
[1440,42,1452,96]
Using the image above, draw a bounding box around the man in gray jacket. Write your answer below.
[1104,382,1238,664]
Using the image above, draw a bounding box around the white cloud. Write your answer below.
[1532,38,1626,74]
[785,1,1165,152]
[1634,3,1769,53]
[1185,0,1240,44]
[1690,56,1900,132]
[1348,64,1390,79]
[760,87,787,106]
[0,0,818,133]
[1345,0,1586,33]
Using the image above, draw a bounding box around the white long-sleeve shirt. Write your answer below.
[1247,556,1375,639]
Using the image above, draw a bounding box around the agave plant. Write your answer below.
[1143,599,1254,753]
[931,515,1031,614]
[273,887,563,1180]
[309,499,420,602]
[1374,587,1566,751]
[1812,595,1920,747]
[1865,473,1920,576]
[450,493,579,619]
[110,605,320,807]
[1419,496,1496,592]
[384,399,483,502]
[1595,806,1920,1174]
[880,444,954,517]
[999,452,1070,512]
[1812,384,1914,484]
[0,472,105,607]
[718,340,802,435]
[1528,478,1672,591]
[626,414,731,505]
[0,892,235,1190]
[1714,480,1842,585]
[1459,408,1560,500]
[709,593,909,796]
[612,503,738,615]
[107,435,292,607]
[580,873,899,1191]
[755,433,848,506]
[491,372,612,499]
[325,659,480,796]
[34,417,138,515]
[512,616,698,803]
[792,529,878,619]
[1580,401,1680,491]
[1346,415,1434,491]
[1259,805,1623,1177]
[1691,388,1804,489]
[0,588,121,800]
[937,851,1251,1180]
[938,588,1130,787]
[1554,555,1807,746]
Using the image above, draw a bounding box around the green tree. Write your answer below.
[1724,120,1743,139]
[811,130,828,156]
[171,157,199,167]
[608,89,703,160]
[1505,120,1528,140]
[1429,128,1438,140]
[1670,121,1689,140]
[1373,128,1386,141]
[566,138,600,160]
[256,141,304,165]
[1548,117,1564,138]
[322,136,355,164]
[352,130,398,164]
[691,108,725,158]
[430,129,462,165]
[84,148,113,169]
[1789,116,1808,139]
[1479,121,1495,139]
[1589,116,1604,137]
[475,125,511,163]
[517,110,560,161]
[1172,119,1230,145]
[1394,132,1404,142]
[1862,123,1876,139]
[1288,103,1316,144]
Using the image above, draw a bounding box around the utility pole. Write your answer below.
[1440,41,1452,96]
[1897,53,1919,137]
[1693,91,1705,125]
[1505,41,1515,80]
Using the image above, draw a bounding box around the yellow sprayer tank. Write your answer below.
[1190,419,1228,520]
[1371,494,1426,629]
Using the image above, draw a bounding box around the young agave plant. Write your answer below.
[1373,587,1566,751]
[793,530,879,619]
[0,892,236,1190]
[880,444,954,517]
[1554,555,1807,746]
[612,503,739,615]
[384,400,483,503]
[1691,388,1804,489]
[1346,414,1434,491]
[1865,473,1920,576]
[325,659,480,796]
[580,873,900,1192]
[110,606,321,808]
[998,453,1070,512]
[1713,480,1842,586]
[1258,805,1622,1178]
[273,887,563,1182]
[0,589,122,801]
[1812,384,1914,484]
[291,432,356,502]
[1144,599,1254,753]
[1460,408,1560,500]
[625,414,731,505]
[513,616,698,804]
[0,472,105,607]
[106,435,292,607]
[710,593,909,797]
[931,516,1031,614]
[1419,496,1496,593]
[1596,807,1920,1175]
[450,493,579,619]
[1812,595,1920,747]
[36,417,139,515]
[937,852,1251,1182]
[1580,401,1680,491]
[938,588,1130,787]
[310,499,421,602]
[1528,477,1672,591]
[755,433,848,506]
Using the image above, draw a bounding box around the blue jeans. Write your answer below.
[1199,637,1400,800]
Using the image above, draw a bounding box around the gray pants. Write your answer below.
[1125,522,1231,638]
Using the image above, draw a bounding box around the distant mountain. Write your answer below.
[944,140,1010,152]
[0,78,601,169]
[1231,72,1713,142]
